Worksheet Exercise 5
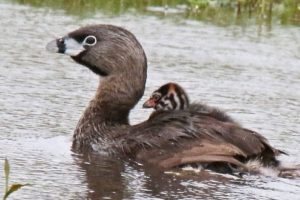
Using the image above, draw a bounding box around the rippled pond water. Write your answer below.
[0,1,299,200]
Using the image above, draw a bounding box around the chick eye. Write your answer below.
[152,93,161,101]
[83,35,97,46]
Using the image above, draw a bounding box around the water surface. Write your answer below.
[0,2,299,200]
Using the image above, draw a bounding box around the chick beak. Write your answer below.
[143,98,156,108]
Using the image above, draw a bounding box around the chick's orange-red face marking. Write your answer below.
[168,83,176,94]
[143,98,156,108]
[143,92,161,108]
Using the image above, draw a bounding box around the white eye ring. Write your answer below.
[82,35,97,46]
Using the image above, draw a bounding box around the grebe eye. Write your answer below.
[83,35,97,46]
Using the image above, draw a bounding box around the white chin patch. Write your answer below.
[64,37,85,56]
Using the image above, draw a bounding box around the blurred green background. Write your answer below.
[10,0,300,26]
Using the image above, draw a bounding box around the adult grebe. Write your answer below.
[46,25,291,175]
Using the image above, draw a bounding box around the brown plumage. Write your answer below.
[46,24,288,175]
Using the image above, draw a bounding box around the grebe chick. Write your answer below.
[143,82,237,124]
[143,82,189,111]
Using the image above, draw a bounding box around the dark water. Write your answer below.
[0,1,300,200]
